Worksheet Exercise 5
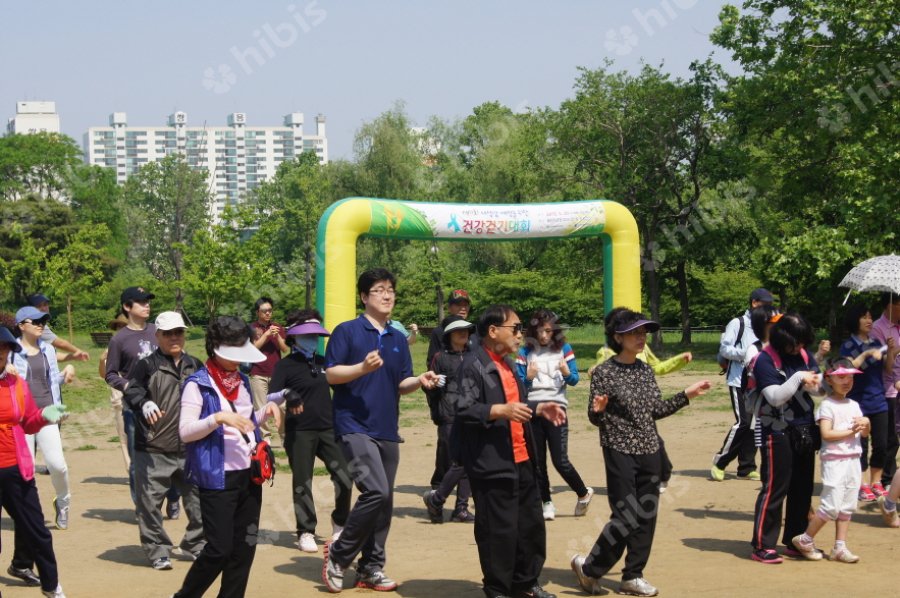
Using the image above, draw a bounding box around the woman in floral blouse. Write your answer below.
[570,308,711,597]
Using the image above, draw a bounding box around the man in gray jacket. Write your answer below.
[124,311,205,571]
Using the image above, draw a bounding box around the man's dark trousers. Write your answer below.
[469,461,545,597]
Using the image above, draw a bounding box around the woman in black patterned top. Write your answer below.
[570,309,711,597]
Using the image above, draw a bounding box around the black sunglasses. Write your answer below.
[495,322,525,334]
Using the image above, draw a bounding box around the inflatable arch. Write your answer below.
[315,198,641,332]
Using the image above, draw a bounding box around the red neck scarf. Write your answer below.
[206,358,242,402]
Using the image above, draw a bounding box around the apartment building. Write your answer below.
[84,111,327,221]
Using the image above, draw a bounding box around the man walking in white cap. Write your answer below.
[124,312,205,570]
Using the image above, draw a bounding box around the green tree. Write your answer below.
[122,154,211,313]
[180,208,275,323]
[252,152,330,307]
[552,63,720,342]
[0,224,50,304]
[352,102,426,200]
[68,164,128,262]
[44,225,111,340]
[712,0,900,331]
[0,132,82,201]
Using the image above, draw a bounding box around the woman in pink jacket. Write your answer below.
[0,326,68,598]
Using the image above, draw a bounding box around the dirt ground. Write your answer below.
[5,381,900,598]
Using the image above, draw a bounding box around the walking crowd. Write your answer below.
[1,277,898,597]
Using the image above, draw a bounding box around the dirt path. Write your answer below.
[5,400,900,597]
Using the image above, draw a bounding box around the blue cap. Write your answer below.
[0,327,22,353]
[15,306,50,325]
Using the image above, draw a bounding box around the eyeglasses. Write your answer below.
[368,287,396,296]
[259,308,273,314]
[495,322,525,334]
[160,329,185,337]
[22,320,47,327]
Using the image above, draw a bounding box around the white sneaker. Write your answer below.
[542,501,556,521]
[619,577,658,596]
[331,519,344,542]
[41,584,66,598]
[574,487,595,516]
[571,554,601,594]
[298,532,318,553]
[54,497,70,530]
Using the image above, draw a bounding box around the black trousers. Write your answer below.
[751,432,815,550]
[712,385,757,475]
[431,423,470,511]
[531,415,588,503]
[880,397,899,486]
[469,462,546,597]
[0,466,58,592]
[174,469,262,598]
[582,447,661,582]
[284,428,352,535]
[658,438,673,483]
[430,423,452,488]
[860,409,891,473]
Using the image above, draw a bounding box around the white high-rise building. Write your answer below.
[83,111,328,221]
[7,101,61,135]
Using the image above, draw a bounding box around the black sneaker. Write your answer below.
[513,585,556,598]
[7,564,40,586]
[422,490,443,523]
[450,508,474,523]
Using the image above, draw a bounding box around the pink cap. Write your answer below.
[825,366,863,376]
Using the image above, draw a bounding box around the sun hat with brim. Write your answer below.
[443,319,475,336]
[213,340,266,364]
[286,320,331,337]
[825,366,863,376]
[615,319,660,334]
[0,327,22,353]
[15,306,50,325]
[108,314,129,330]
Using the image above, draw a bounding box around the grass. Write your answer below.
[57,325,732,419]
[56,332,209,413]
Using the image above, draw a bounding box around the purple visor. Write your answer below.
[615,319,660,334]
[285,320,331,337]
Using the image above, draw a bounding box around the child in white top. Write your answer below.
[791,357,870,563]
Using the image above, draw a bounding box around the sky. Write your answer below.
[3,1,741,160]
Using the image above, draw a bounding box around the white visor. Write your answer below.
[213,340,266,364]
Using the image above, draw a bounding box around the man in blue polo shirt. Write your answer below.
[322,268,439,594]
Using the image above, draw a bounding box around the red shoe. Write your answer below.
[872,482,887,498]
[859,484,877,502]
